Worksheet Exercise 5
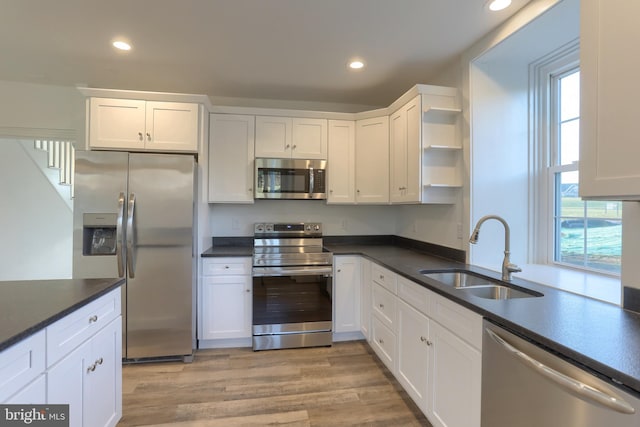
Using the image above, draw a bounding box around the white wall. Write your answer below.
[0,81,85,280]
[0,139,73,280]
[209,201,396,237]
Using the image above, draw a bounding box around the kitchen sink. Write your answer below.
[420,269,543,300]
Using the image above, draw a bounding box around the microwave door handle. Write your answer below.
[309,167,314,195]
[115,192,125,278]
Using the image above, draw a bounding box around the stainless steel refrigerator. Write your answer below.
[73,151,195,361]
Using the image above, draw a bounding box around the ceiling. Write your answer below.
[0,0,530,108]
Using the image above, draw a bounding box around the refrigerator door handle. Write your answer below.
[126,192,136,278]
[116,192,126,278]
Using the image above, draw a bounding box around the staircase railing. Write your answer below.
[33,139,75,199]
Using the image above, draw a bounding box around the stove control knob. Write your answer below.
[255,223,264,233]
[265,224,274,232]
[314,224,320,231]
[306,224,312,231]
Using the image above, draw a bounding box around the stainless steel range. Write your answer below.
[252,222,333,351]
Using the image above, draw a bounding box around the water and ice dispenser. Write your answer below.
[82,213,117,256]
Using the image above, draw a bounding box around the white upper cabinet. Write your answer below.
[255,116,327,159]
[390,95,422,203]
[208,114,255,203]
[355,115,390,204]
[327,120,356,203]
[89,98,199,153]
[580,0,640,199]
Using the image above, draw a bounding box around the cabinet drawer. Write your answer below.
[430,292,482,349]
[371,263,397,294]
[372,283,397,331]
[371,316,397,374]
[202,257,252,276]
[0,330,46,403]
[398,276,432,316]
[47,287,121,367]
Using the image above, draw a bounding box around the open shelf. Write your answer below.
[424,144,462,151]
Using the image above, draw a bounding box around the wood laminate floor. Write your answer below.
[118,340,432,426]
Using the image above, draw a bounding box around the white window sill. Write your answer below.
[513,264,621,306]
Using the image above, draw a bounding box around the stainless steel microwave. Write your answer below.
[255,158,327,200]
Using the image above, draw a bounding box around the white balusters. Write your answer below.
[34,139,76,199]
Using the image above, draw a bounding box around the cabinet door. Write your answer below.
[292,118,328,159]
[580,0,640,199]
[390,108,408,202]
[255,116,292,158]
[89,98,146,150]
[334,256,361,333]
[428,321,481,427]
[145,101,199,152]
[84,318,122,427]
[48,318,122,427]
[208,114,255,203]
[359,257,372,341]
[48,339,88,427]
[397,299,430,413]
[202,276,252,339]
[327,120,356,204]
[355,116,389,203]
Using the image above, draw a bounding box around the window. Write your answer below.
[536,45,622,275]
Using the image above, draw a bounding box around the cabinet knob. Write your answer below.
[248,188,253,192]
[89,315,98,323]
[96,357,104,365]
[224,265,230,269]
[329,189,333,193]
[138,132,143,141]
[379,275,384,280]
[292,144,297,149]
[379,303,384,309]
[337,269,341,273]
[420,336,433,346]
[87,363,96,373]
[285,144,290,149]
[357,189,360,193]
[378,338,384,345]
[146,132,151,141]
[245,289,251,293]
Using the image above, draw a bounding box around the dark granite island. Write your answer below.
[0,277,124,427]
[0,278,124,351]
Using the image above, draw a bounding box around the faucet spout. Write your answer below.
[469,215,521,282]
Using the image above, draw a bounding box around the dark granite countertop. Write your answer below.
[0,278,124,352]
[201,246,253,257]
[326,243,640,397]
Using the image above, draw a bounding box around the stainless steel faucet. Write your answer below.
[469,215,522,281]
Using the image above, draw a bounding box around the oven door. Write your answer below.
[252,267,333,350]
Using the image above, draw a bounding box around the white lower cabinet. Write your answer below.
[397,299,430,413]
[0,287,123,427]
[200,257,252,341]
[334,256,361,334]
[48,318,122,427]
[365,261,482,427]
[427,321,481,427]
[371,315,397,373]
[359,258,372,341]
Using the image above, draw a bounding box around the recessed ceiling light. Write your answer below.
[349,60,365,70]
[112,40,132,51]
[487,0,512,11]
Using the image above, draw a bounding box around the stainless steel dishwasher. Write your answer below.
[482,320,639,427]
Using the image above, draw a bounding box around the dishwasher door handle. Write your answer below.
[485,328,636,415]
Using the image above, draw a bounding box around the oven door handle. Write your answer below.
[252,266,333,277]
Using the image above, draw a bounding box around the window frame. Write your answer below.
[530,40,620,277]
